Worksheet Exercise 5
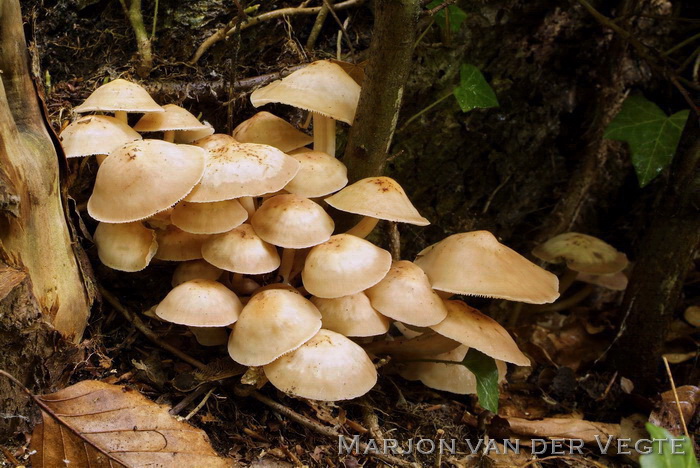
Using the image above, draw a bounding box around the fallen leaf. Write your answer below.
[650,386,700,436]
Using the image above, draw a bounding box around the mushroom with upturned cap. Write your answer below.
[134,104,214,142]
[155,279,243,327]
[74,78,163,123]
[93,221,157,272]
[202,224,280,275]
[311,292,391,337]
[232,111,313,152]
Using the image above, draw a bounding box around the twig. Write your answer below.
[323,0,356,62]
[170,383,213,416]
[397,91,453,133]
[663,31,700,57]
[185,386,216,420]
[150,0,158,39]
[421,0,457,17]
[306,2,331,51]
[118,0,153,77]
[662,356,690,439]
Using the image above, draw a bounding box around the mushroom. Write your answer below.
[171,260,223,287]
[59,115,142,164]
[134,104,213,142]
[311,293,391,337]
[232,111,313,152]
[171,199,248,235]
[283,148,348,198]
[201,224,281,275]
[190,327,228,347]
[73,78,163,123]
[155,279,242,327]
[250,60,361,157]
[175,121,216,144]
[153,225,209,261]
[93,221,157,272]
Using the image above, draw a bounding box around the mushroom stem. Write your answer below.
[558,268,579,294]
[114,111,128,123]
[163,130,175,142]
[231,273,260,295]
[189,326,228,346]
[313,112,336,157]
[279,248,295,284]
[536,284,595,313]
[346,216,379,238]
[240,197,256,218]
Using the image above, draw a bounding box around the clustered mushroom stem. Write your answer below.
[346,216,379,238]
[279,248,295,284]
[312,112,336,157]
[536,284,595,313]
[114,111,128,123]
[240,197,256,218]
[163,130,175,142]
[558,268,579,294]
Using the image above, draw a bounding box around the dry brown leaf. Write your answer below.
[649,385,700,435]
[30,380,234,467]
[506,416,620,444]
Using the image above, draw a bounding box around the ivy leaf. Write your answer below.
[453,64,499,113]
[604,95,689,187]
[461,348,499,413]
[426,1,468,33]
[640,423,699,468]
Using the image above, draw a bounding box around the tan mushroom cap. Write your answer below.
[251,194,334,248]
[171,259,223,287]
[201,224,280,274]
[175,121,216,144]
[155,279,242,327]
[232,111,313,152]
[134,104,212,132]
[154,225,209,261]
[263,329,377,401]
[577,271,628,291]
[365,261,448,327]
[87,140,207,223]
[228,289,322,366]
[302,234,393,298]
[94,221,157,272]
[185,139,300,202]
[532,232,629,275]
[415,231,560,304]
[284,148,348,198]
[431,300,530,366]
[325,177,429,226]
[250,60,361,125]
[74,79,163,114]
[171,199,248,235]
[192,133,237,150]
[311,293,391,337]
[59,115,142,158]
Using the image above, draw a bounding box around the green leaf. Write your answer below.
[453,64,499,113]
[426,1,468,33]
[604,95,689,187]
[461,348,499,413]
[639,423,698,468]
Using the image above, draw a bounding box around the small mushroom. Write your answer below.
[311,292,391,337]
[171,199,248,235]
[201,224,280,275]
[153,225,209,261]
[171,260,223,287]
[74,78,163,123]
[284,148,348,198]
[134,104,213,142]
[189,327,228,347]
[93,221,157,272]
[232,111,313,152]
[59,115,142,163]
[155,279,242,327]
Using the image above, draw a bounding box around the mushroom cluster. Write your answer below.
[64,62,561,402]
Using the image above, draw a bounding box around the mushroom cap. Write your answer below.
[94,221,157,272]
[228,289,322,366]
[430,300,530,366]
[155,279,242,327]
[576,271,628,291]
[171,199,248,235]
[284,148,348,198]
[87,140,207,223]
[532,232,629,274]
[201,224,280,274]
[174,121,216,143]
[172,259,223,287]
[74,79,163,114]
[250,60,361,125]
[263,329,377,401]
[134,104,212,132]
[186,139,300,202]
[414,231,560,304]
[154,225,209,261]
[59,115,142,158]
[325,177,429,226]
[302,234,393,298]
[251,194,334,248]
[232,111,313,152]
[311,292,391,337]
[365,261,448,327]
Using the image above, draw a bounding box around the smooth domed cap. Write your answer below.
[365,261,448,327]
[74,79,163,114]
[302,234,392,298]
[156,279,242,327]
[186,140,300,202]
[431,300,530,366]
[134,104,212,132]
[175,121,216,143]
[577,271,628,291]
[59,115,142,158]
[94,221,157,272]
[87,140,207,223]
[154,225,209,261]
[263,329,377,401]
[201,224,280,274]
[415,231,560,304]
[250,60,361,125]
[284,148,348,198]
[251,194,334,248]
[171,199,248,234]
[325,177,429,226]
[232,111,313,152]
[193,133,238,150]
[311,293,390,337]
[532,232,629,274]
[228,289,322,366]
[172,259,223,287]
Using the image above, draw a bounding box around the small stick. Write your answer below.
[662,356,690,439]
[170,383,213,415]
[306,2,331,51]
[185,386,216,420]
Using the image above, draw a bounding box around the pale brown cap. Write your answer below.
[154,225,209,261]
[172,259,223,287]
[134,104,213,132]
[144,207,174,230]
[251,194,334,248]
[171,199,248,235]
[74,79,163,114]
[532,232,629,274]
[155,279,242,327]
[302,234,392,298]
[250,60,361,125]
[365,261,448,327]
[87,140,207,223]
[228,289,322,366]
[311,293,391,337]
[284,148,348,198]
[174,121,216,144]
[325,177,429,226]
[201,224,280,274]
[94,221,157,272]
[415,231,560,304]
[577,271,628,291]
[431,300,530,366]
[60,115,142,158]
[263,329,377,401]
[232,111,313,152]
